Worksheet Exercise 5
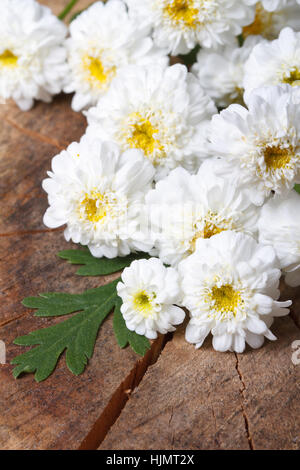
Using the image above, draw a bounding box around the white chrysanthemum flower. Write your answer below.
[85,64,216,180]
[126,0,255,55]
[42,136,155,258]
[207,85,300,205]
[192,36,265,108]
[244,27,300,99]
[179,231,291,352]
[242,1,300,40]
[64,0,168,112]
[0,0,67,111]
[146,159,260,266]
[117,258,185,339]
[258,190,300,287]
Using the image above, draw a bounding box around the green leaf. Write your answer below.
[12,280,119,381]
[237,34,244,47]
[13,279,151,381]
[58,0,80,20]
[294,184,300,194]
[58,248,149,276]
[22,280,119,317]
[113,297,150,356]
[179,45,200,68]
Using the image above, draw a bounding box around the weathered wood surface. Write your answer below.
[0,0,159,450]
[100,316,300,450]
[0,84,165,449]
[0,0,299,451]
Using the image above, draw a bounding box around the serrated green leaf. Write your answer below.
[22,281,119,317]
[12,281,119,381]
[58,248,149,276]
[13,278,151,382]
[113,297,150,356]
[294,184,300,194]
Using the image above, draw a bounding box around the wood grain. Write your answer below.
[0,96,88,326]
[0,0,156,450]
[0,86,164,448]
[0,310,164,450]
[0,0,299,450]
[0,4,159,444]
[100,316,300,450]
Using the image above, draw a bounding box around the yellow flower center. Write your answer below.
[211,284,241,316]
[203,221,224,239]
[164,0,199,29]
[0,49,18,68]
[127,116,163,156]
[81,191,108,223]
[243,3,273,38]
[282,67,300,87]
[133,290,154,318]
[234,86,244,99]
[190,223,225,252]
[263,145,291,171]
[189,213,232,253]
[83,55,116,87]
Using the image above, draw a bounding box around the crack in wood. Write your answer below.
[168,406,175,450]
[78,333,170,450]
[210,404,221,447]
[234,352,255,450]
[0,312,29,330]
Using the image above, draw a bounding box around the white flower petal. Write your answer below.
[86,63,216,181]
[245,331,265,349]
[244,28,300,98]
[0,0,67,110]
[42,138,154,257]
[233,334,246,353]
[118,258,183,339]
[246,317,268,335]
[180,231,283,353]
[64,0,168,112]
[206,85,300,204]
[212,334,233,352]
[185,322,211,348]
[126,0,254,55]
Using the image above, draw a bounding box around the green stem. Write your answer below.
[58,0,80,20]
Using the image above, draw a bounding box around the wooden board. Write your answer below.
[0,0,299,451]
[100,316,300,450]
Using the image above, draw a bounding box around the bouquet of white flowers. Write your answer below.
[4,0,300,382]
